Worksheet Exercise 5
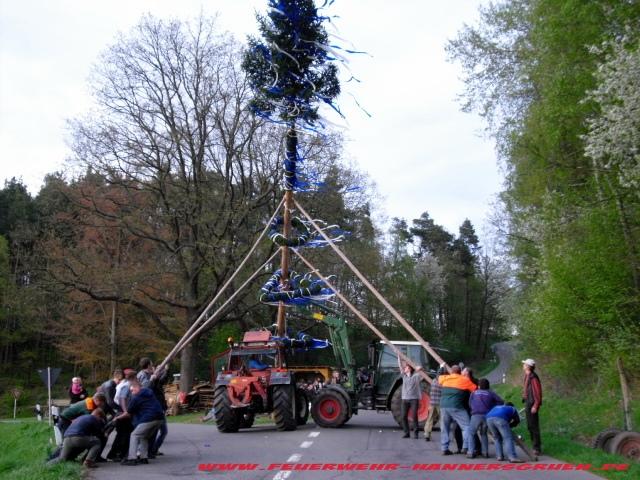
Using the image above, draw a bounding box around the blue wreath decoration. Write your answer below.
[269,216,311,247]
[260,269,334,305]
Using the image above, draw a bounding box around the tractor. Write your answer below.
[212,330,312,432]
[309,313,433,429]
[211,313,435,432]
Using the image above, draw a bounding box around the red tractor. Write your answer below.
[212,330,310,432]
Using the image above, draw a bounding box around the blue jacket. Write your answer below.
[486,405,520,427]
[65,414,104,438]
[469,389,503,415]
[127,387,165,427]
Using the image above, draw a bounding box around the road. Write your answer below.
[486,341,516,386]
[90,410,603,480]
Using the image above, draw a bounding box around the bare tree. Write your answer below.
[66,15,284,391]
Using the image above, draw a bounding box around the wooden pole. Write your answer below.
[277,128,297,339]
[170,250,280,357]
[294,199,451,372]
[47,367,52,426]
[156,197,284,372]
[293,249,432,384]
[276,189,293,338]
[617,357,633,431]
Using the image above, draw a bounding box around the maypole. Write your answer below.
[243,0,341,347]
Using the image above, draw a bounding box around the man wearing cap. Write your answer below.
[522,358,542,456]
[58,393,107,434]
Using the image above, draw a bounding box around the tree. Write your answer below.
[449,0,640,375]
[67,15,284,392]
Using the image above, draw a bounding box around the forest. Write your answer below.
[0,14,507,395]
[2,0,640,398]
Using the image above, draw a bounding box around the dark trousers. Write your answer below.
[47,436,101,465]
[107,417,133,459]
[401,399,419,435]
[525,403,541,452]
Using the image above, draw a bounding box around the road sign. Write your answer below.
[37,367,61,388]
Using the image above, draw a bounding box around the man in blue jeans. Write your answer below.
[485,402,524,463]
[468,378,503,458]
[438,364,477,455]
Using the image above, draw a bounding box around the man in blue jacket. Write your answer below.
[117,380,165,465]
[467,378,503,458]
[485,402,524,463]
[47,409,106,468]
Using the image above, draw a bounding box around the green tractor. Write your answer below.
[309,314,433,429]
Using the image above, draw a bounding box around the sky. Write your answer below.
[0,0,501,236]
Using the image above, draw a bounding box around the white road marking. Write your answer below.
[287,453,302,462]
[308,431,320,438]
[300,440,313,448]
[273,472,292,480]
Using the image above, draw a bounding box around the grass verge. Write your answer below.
[0,419,81,480]
[493,384,640,479]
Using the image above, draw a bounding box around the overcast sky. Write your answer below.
[0,0,500,235]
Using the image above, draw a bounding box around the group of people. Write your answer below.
[48,358,169,468]
[400,357,542,462]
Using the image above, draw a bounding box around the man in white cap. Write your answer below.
[522,358,542,456]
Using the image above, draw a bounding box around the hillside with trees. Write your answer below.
[448,0,640,380]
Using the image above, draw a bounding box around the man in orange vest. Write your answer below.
[438,364,477,455]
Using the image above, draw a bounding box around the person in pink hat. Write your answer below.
[69,376,88,404]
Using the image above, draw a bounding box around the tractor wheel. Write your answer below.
[213,386,239,433]
[591,428,620,452]
[311,389,349,428]
[608,431,640,460]
[238,411,255,429]
[296,388,310,426]
[390,383,431,429]
[273,385,297,431]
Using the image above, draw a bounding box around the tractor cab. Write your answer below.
[369,341,430,399]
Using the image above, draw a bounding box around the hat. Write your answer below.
[522,358,536,367]
[123,368,136,375]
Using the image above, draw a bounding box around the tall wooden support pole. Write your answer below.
[294,199,450,372]
[276,128,297,338]
[617,357,633,431]
[277,190,293,338]
[293,250,432,384]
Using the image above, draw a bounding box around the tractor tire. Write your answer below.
[238,411,255,429]
[608,431,640,460]
[311,389,349,428]
[591,428,620,452]
[390,383,431,429]
[273,385,297,431]
[296,388,310,426]
[213,386,239,433]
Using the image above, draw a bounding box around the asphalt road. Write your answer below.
[89,410,604,480]
[486,341,516,386]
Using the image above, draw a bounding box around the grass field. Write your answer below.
[0,419,81,480]
[493,383,640,479]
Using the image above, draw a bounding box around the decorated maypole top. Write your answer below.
[243,0,341,339]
